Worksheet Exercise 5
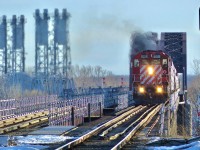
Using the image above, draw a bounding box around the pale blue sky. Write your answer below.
[0,0,199,75]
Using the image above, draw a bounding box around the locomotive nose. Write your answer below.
[147,87,154,93]
[147,87,155,99]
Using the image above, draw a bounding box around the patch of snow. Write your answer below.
[15,135,77,145]
[148,141,200,150]
[0,136,9,147]
[147,136,161,144]
[0,145,48,150]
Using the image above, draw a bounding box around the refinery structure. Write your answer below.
[35,9,71,77]
[0,15,25,74]
[0,9,74,95]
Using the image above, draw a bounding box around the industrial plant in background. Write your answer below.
[32,9,74,94]
[0,9,75,97]
[35,9,71,77]
[0,15,25,74]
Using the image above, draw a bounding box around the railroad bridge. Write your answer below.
[0,9,192,150]
[0,25,191,149]
[0,84,191,149]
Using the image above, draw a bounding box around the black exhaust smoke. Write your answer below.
[130,31,158,57]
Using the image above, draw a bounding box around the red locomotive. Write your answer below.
[130,50,179,105]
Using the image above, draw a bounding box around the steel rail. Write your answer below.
[108,105,157,140]
[111,104,162,150]
[146,115,160,137]
[100,106,146,137]
[56,105,144,150]
[114,106,135,116]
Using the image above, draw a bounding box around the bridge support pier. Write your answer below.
[99,102,102,118]
[88,103,91,122]
[168,109,178,137]
[164,105,177,137]
[177,101,192,137]
[71,106,75,126]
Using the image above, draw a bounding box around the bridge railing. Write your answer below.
[0,95,58,120]
[48,94,104,126]
[115,94,129,111]
[0,87,130,126]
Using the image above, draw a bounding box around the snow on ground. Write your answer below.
[1,142,200,150]
[0,135,79,149]
[16,135,77,144]
[0,145,48,150]
[1,135,200,150]
[148,141,200,150]
[146,136,161,143]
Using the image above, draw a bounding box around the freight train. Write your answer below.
[130,50,179,105]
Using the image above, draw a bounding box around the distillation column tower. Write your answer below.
[52,8,71,77]
[0,15,25,75]
[35,9,71,77]
[35,9,49,76]
[10,15,25,73]
[34,9,73,94]
[0,16,7,75]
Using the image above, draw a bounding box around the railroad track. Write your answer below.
[56,104,162,150]
[0,111,48,134]
[121,101,170,149]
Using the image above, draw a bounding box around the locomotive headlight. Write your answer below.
[156,86,163,93]
[148,66,154,75]
[139,87,145,93]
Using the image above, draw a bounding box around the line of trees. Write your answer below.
[70,65,128,88]
[0,65,129,99]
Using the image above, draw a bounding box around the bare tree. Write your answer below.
[71,65,128,88]
[188,76,200,135]
[191,59,200,76]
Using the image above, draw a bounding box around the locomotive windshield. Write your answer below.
[141,59,160,65]
[141,59,149,65]
[141,54,148,58]
[151,59,160,65]
[153,54,161,58]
